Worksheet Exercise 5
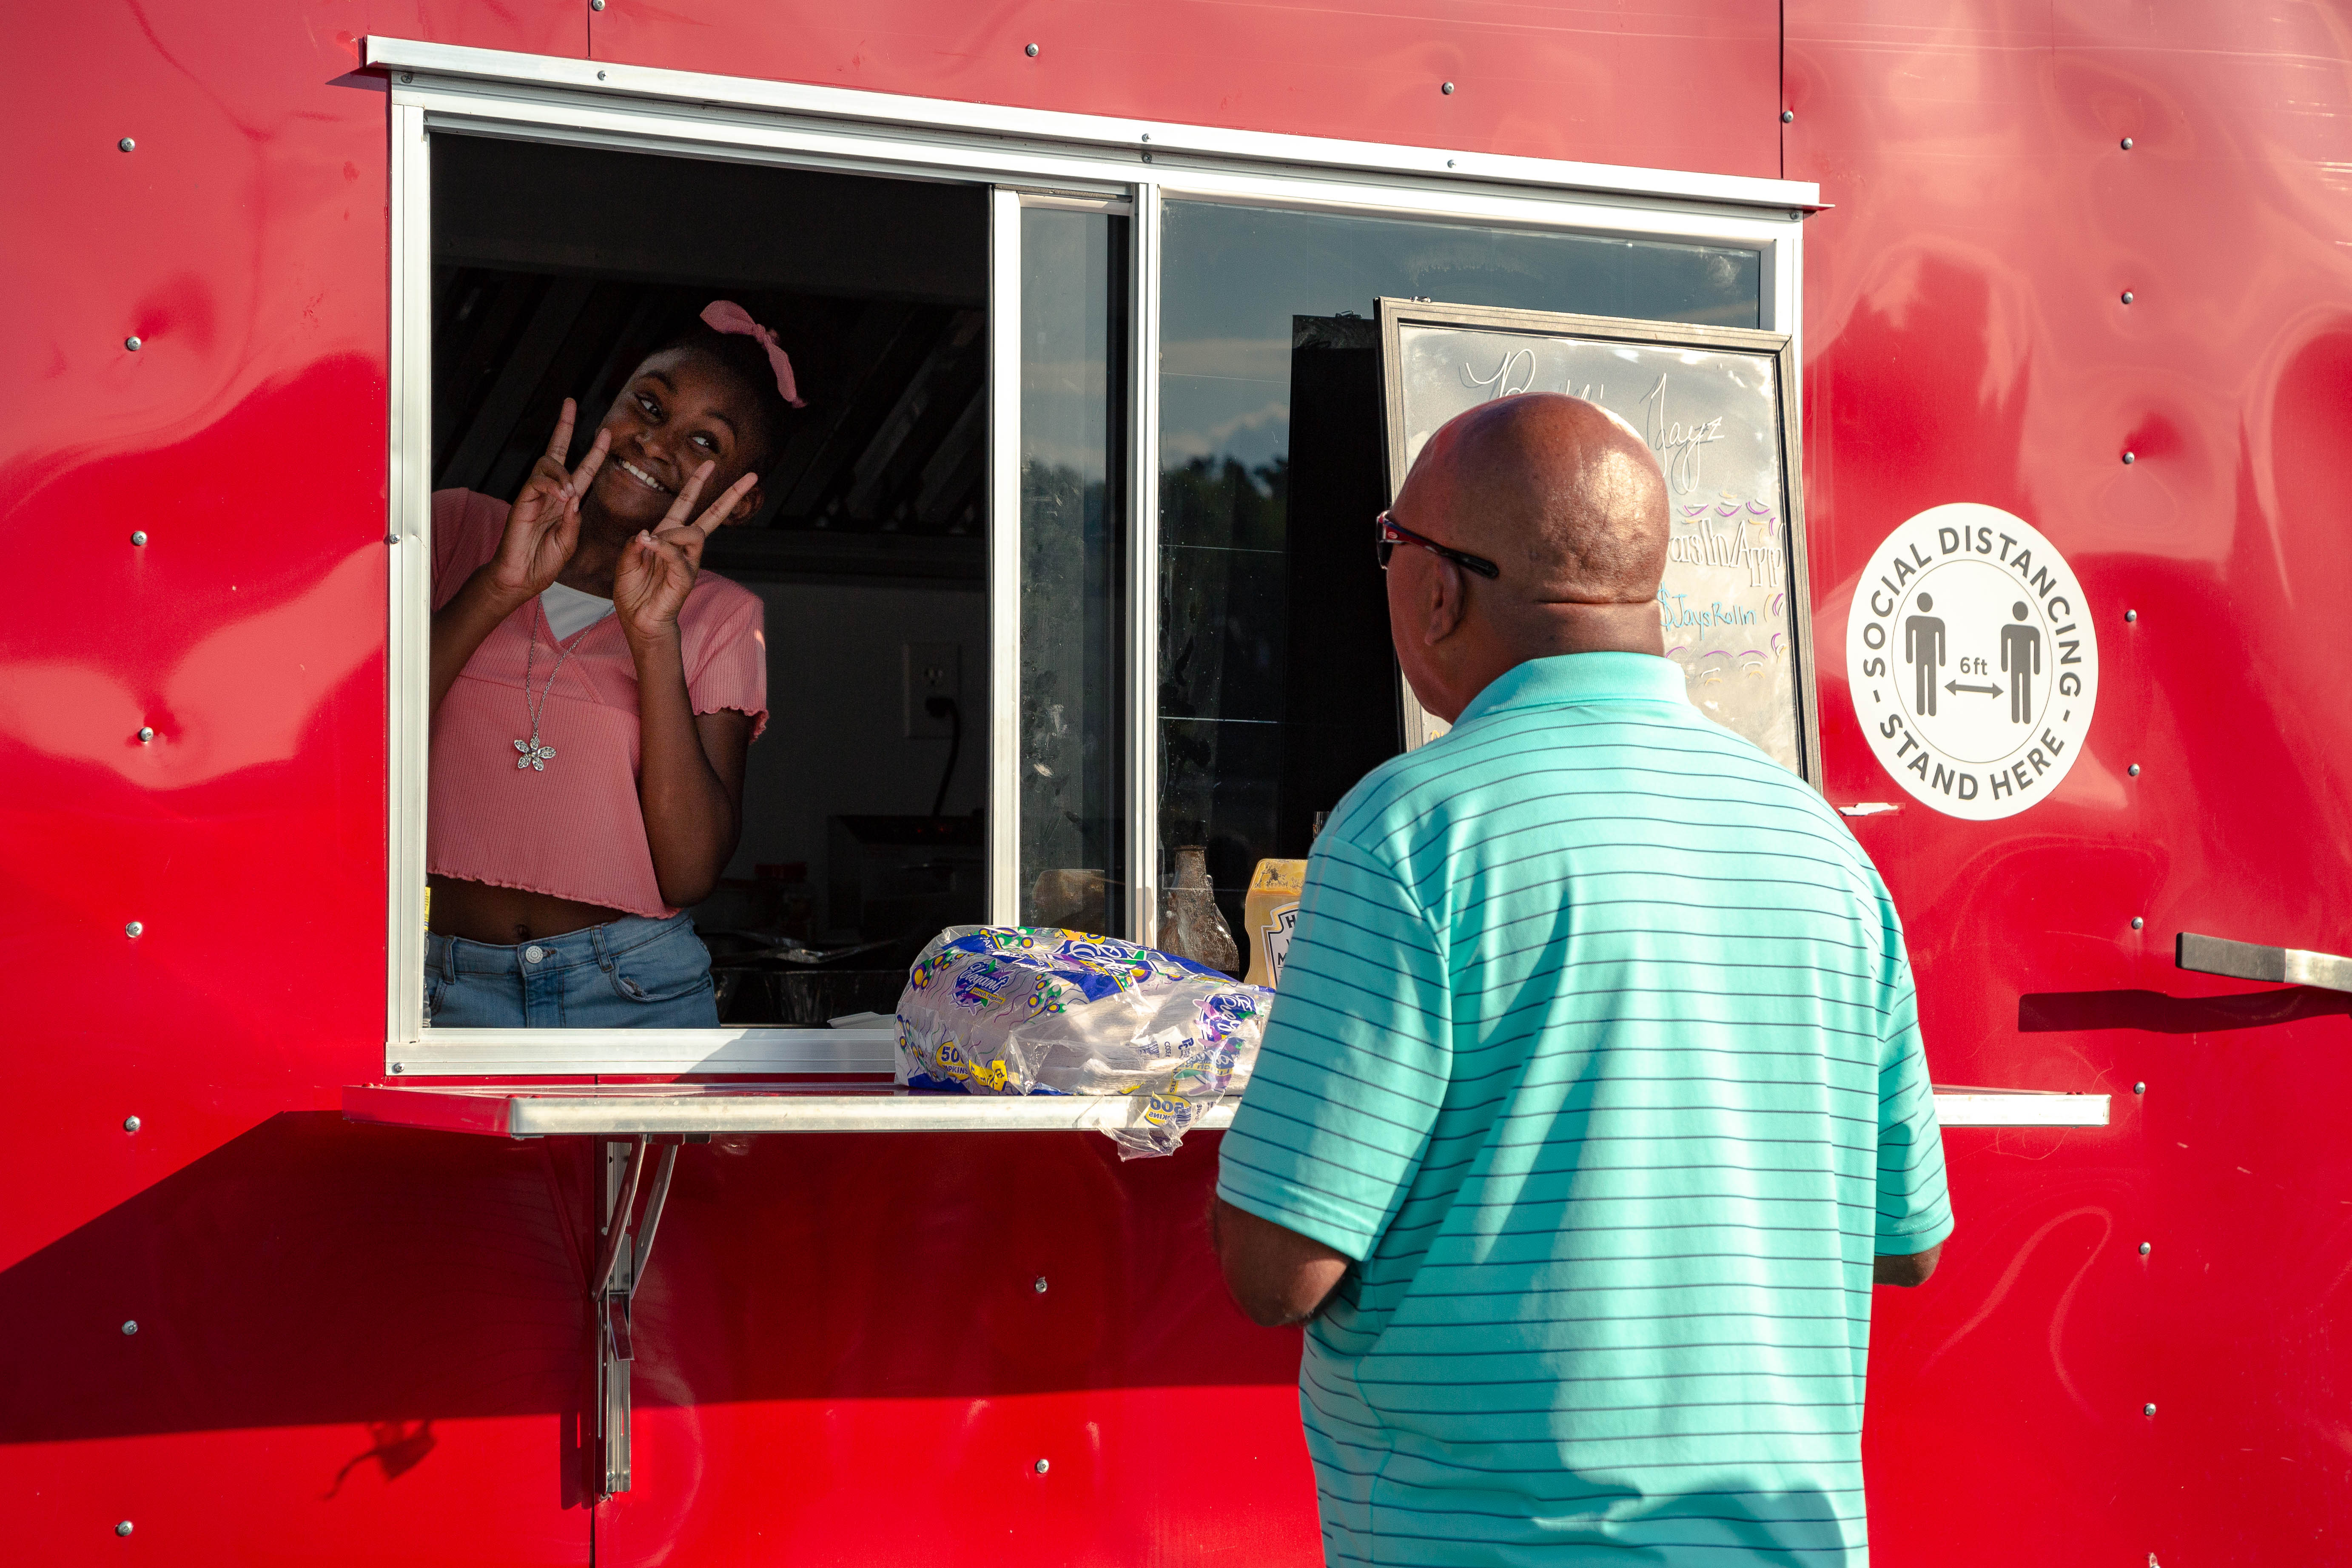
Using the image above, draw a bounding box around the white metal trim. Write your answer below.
[515,1089,1227,1136]
[348,1085,2105,1137]
[987,186,1023,924]
[1145,165,1803,241]
[2176,930,2352,993]
[365,37,1819,211]
[348,1083,1228,1136]
[1934,1093,2110,1128]
[413,95,1071,193]
[390,1027,896,1078]
[386,102,433,1052]
[1766,215,1802,564]
[406,84,1801,253]
[1127,182,1163,944]
[378,1070,2111,1120]
[1014,191,1133,215]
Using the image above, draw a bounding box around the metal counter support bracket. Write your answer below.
[2177,931,2352,993]
[593,1136,678,1499]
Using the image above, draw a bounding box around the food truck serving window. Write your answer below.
[376,45,1810,1078]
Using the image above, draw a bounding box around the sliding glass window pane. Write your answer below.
[1156,202,1760,960]
[1018,204,1128,934]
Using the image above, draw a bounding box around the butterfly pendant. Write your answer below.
[514,737,557,771]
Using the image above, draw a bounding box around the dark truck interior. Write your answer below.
[431,134,989,1022]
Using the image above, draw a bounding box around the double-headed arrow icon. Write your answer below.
[1945,680,2002,697]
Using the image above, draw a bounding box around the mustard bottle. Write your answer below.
[1242,859,1309,987]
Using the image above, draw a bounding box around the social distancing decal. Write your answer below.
[1846,503,2099,820]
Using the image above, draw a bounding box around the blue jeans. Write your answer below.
[424,912,720,1028]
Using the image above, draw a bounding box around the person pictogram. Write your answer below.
[2000,601,2040,723]
[1905,593,1946,716]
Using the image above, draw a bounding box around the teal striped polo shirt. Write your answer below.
[1218,652,1951,1566]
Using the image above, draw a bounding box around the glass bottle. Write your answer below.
[1159,845,1239,973]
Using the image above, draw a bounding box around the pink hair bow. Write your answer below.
[701,299,806,407]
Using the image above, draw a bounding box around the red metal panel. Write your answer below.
[0,6,1769,1560]
[0,0,581,1272]
[0,3,589,1562]
[1788,1,2352,1562]
[586,0,1783,180]
[593,1131,1318,1566]
[2,1118,596,1562]
[7,1,2351,1563]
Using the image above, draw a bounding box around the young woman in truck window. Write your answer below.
[423,302,801,1027]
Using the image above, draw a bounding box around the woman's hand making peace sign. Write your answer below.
[613,459,760,646]
[485,398,610,604]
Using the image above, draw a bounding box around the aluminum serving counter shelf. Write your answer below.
[343,1082,2110,1138]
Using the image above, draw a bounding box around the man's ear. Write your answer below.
[721,478,765,527]
[1421,557,1468,647]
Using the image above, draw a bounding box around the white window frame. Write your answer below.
[373,36,1814,1079]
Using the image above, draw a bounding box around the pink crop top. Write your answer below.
[428,489,769,918]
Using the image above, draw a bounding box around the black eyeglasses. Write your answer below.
[1376,512,1500,580]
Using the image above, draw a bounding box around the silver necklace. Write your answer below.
[515,599,592,771]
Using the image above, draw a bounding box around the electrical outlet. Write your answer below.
[903,642,960,737]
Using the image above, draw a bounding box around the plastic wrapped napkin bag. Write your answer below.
[895,926,1273,1158]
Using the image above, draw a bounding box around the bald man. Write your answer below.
[1211,395,1951,1567]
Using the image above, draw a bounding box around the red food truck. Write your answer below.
[7,3,2350,1563]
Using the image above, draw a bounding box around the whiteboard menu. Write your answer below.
[1377,299,1820,783]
